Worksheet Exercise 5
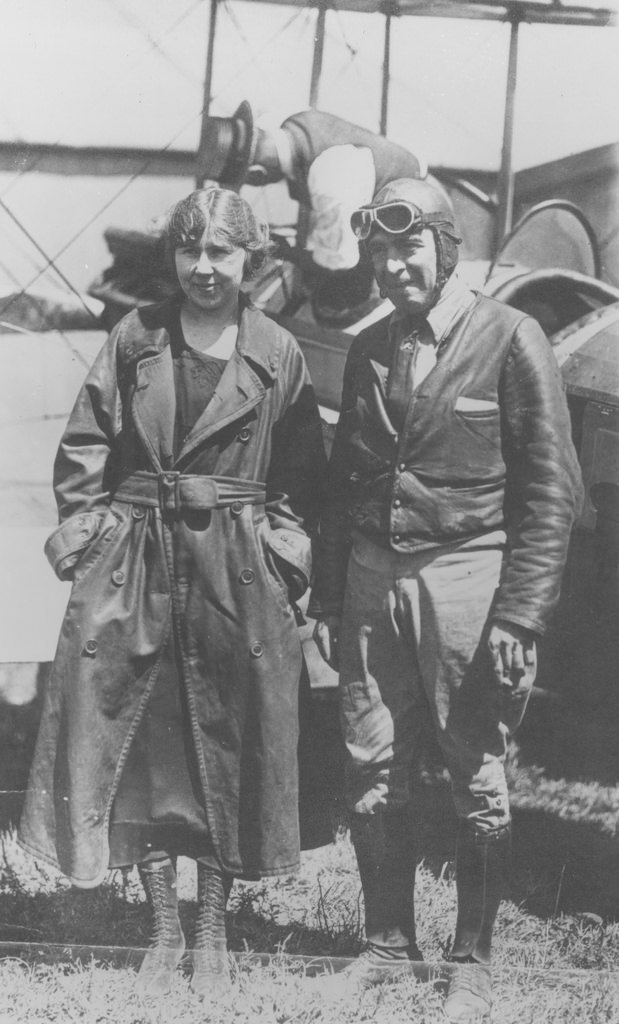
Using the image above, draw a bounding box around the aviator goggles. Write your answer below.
[351,200,454,241]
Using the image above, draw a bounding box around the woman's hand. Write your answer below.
[312,615,342,670]
[488,619,537,690]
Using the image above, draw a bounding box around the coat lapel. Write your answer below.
[177,303,279,462]
[129,302,280,468]
[132,347,176,471]
[176,350,266,461]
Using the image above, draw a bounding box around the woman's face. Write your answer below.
[174,227,246,317]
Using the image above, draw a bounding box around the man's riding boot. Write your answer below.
[444,822,511,1023]
[190,861,233,1000]
[314,808,421,1003]
[136,858,186,998]
[350,808,422,961]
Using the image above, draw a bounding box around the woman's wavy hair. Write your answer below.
[163,187,274,281]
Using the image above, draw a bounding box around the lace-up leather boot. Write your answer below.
[444,822,511,1023]
[136,858,185,998]
[190,862,233,1000]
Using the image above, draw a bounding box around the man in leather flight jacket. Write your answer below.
[312,177,583,1022]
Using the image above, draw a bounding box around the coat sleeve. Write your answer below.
[493,315,584,635]
[264,333,328,599]
[44,328,123,580]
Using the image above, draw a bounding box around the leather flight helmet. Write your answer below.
[196,100,257,192]
[365,176,462,288]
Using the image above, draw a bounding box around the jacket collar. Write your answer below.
[390,270,475,346]
[130,299,280,470]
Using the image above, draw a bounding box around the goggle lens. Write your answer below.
[351,201,422,240]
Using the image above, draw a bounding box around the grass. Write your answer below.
[2,688,619,1021]
[1,787,619,1022]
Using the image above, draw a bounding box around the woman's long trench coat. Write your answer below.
[18,298,327,887]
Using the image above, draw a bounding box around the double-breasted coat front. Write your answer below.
[19,298,327,887]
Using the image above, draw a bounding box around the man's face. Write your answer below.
[367,227,438,315]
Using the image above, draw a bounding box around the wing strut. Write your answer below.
[495,13,520,248]
[309,0,328,107]
[380,8,393,135]
[196,0,220,188]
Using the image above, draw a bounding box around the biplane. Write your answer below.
[0,0,618,715]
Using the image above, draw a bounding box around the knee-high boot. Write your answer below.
[136,857,186,998]
[190,861,233,1000]
[350,808,422,960]
[316,808,421,1000]
[444,822,511,1023]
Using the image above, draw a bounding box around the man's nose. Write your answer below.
[195,251,214,275]
[385,254,405,273]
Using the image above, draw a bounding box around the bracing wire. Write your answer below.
[0,245,90,345]
[0,102,211,324]
[328,8,380,112]
[103,0,204,88]
[0,198,99,323]
[1,0,206,201]
[212,0,310,100]
[0,0,310,325]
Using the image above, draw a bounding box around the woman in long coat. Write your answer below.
[19,187,327,999]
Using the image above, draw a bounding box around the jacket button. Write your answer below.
[238,428,251,443]
[393,499,401,509]
[132,506,146,520]
[230,501,244,517]
[111,569,125,586]
[250,641,264,658]
[398,462,406,472]
[240,568,255,585]
[84,639,98,656]
[393,534,401,544]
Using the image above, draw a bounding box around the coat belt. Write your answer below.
[114,471,266,514]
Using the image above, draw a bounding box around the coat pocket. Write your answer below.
[265,527,312,602]
[45,507,122,582]
[45,509,109,581]
[253,516,311,603]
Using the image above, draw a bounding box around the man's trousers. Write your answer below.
[338,530,534,833]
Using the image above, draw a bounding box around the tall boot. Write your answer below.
[318,808,420,1001]
[350,808,422,961]
[136,858,186,998]
[444,822,511,1024]
[190,861,233,1000]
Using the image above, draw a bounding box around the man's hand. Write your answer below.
[312,615,342,670]
[488,619,537,690]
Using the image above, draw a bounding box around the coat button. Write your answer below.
[238,427,251,443]
[393,498,401,509]
[240,568,255,585]
[398,462,406,472]
[111,569,125,586]
[132,506,146,520]
[84,639,98,656]
[230,500,244,517]
[250,641,264,658]
[393,534,401,544]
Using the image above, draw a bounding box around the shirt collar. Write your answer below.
[391,270,475,345]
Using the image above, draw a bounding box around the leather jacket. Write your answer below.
[314,293,583,636]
